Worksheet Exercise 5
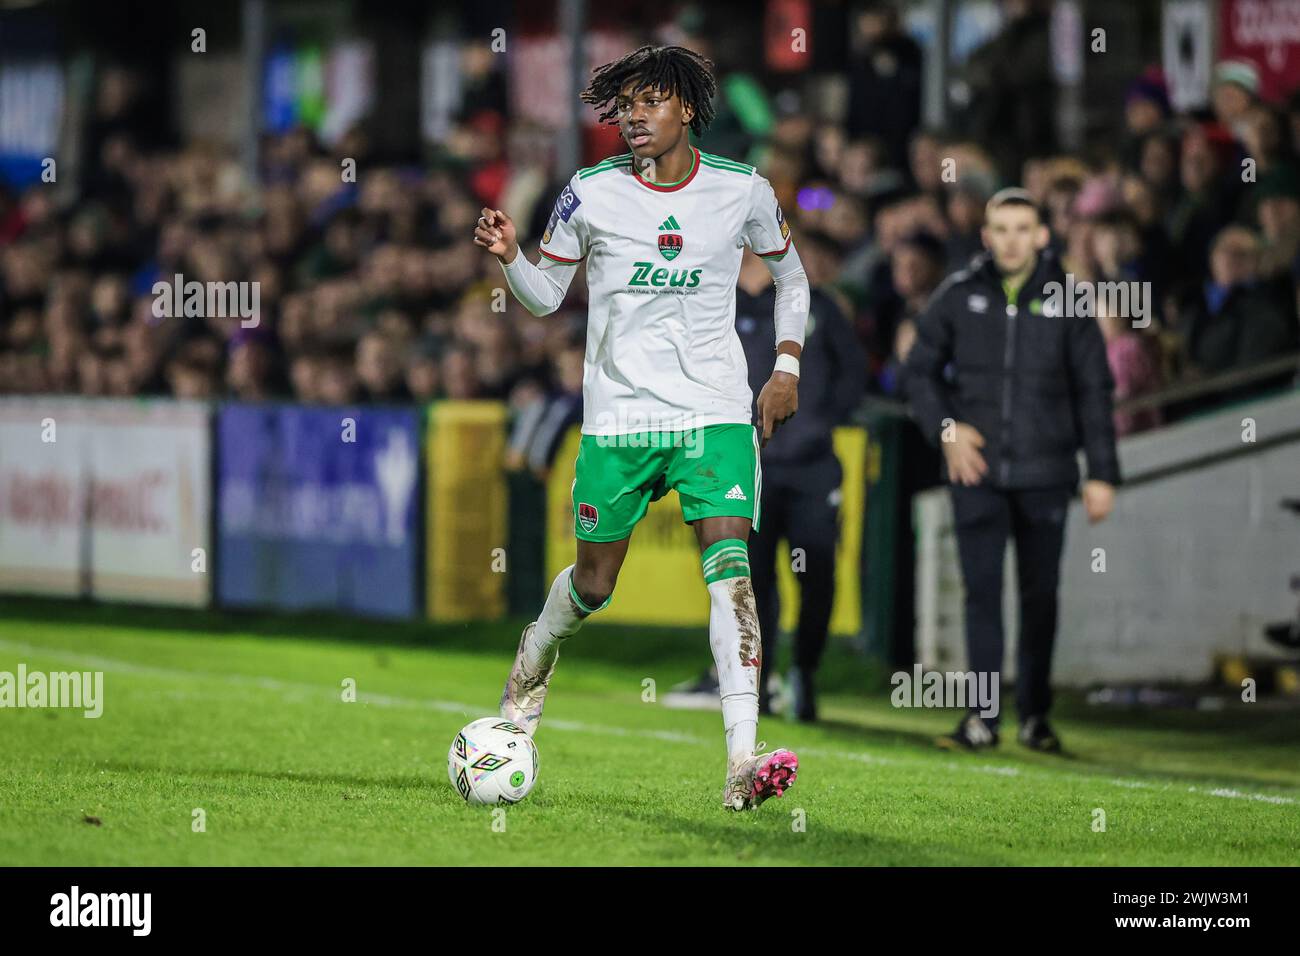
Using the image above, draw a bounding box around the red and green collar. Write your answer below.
[634,146,700,192]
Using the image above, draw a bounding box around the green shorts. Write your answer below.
[571,423,762,542]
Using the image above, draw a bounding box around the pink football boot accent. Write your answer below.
[750,749,798,805]
[724,746,800,810]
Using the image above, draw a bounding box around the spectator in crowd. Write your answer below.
[868,229,949,395]
[1122,68,1172,169]
[962,0,1057,183]
[406,340,442,404]
[859,195,947,375]
[440,343,481,400]
[1097,301,1163,437]
[945,182,989,268]
[226,331,281,402]
[356,330,411,403]
[1252,166,1300,288]
[1181,225,1299,396]
[1212,60,1261,140]
[1170,122,1239,276]
[316,347,360,405]
[506,339,584,480]
[846,1,924,173]
[0,14,1295,466]
[167,353,221,400]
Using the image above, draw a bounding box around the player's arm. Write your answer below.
[744,174,809,445]
[474,207,579,317]
[755,246,809,445]
[474,179,588,317]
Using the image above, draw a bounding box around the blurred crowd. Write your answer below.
[2,1,1299,477]
[812,10,1300,431]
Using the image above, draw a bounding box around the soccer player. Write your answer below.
[472,46,809,811]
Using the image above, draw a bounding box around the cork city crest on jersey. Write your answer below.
[577,502,599,533]
[658,214,683,261]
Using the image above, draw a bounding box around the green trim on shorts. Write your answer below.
[570,424,761,542]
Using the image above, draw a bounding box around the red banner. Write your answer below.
[1219,0,1300,102]
[766,0,812,72]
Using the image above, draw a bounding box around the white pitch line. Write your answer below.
[1,639,1295,808]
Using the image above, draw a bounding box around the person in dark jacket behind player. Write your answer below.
[740,248,867,721]
[665,248,867,721]
[904,187,1120,753]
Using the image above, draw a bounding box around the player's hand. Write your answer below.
[473,207,518,263]
[756,371,798,447]
[942,422,988,486]
[1082,480,1115,523]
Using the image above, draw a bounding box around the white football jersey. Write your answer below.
[538,147,794,436]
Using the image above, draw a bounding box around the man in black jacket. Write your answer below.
[904,188,1120,752]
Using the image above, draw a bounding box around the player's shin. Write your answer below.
[502,565,609,733]
[529,565,603,669]
[702,539,760,761]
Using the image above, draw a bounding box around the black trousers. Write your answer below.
[749,455,841,699]
[949,482,1071,728]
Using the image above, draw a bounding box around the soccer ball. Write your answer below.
[447,717,539,805]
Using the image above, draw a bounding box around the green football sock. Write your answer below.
[701,538,750,584]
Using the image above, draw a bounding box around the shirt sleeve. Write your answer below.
[538,174,589,264]
[741,173,794,261]
[499,253,579,316]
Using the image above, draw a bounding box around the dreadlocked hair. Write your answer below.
[581,45,717,138]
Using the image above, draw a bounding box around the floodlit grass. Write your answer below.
[1,599,1296,865]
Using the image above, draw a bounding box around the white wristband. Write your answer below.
[774,353,800,378]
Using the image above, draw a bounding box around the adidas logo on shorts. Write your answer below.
[724,484,747,501]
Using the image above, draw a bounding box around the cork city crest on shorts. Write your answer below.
[577,502,599,534]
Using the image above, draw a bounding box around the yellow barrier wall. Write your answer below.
[777,426,866,636]
[426,401,509,621]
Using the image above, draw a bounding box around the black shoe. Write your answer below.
[661,668,721,711]
[1264,620,1300,650]
[1018,715,1062,753]
[936,714,999,751]
[670,668,719,695]
[790,666,818,723]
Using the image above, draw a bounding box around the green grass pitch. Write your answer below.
[1,598,1297,866]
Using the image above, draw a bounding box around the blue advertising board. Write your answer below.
[217,404,420,618]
